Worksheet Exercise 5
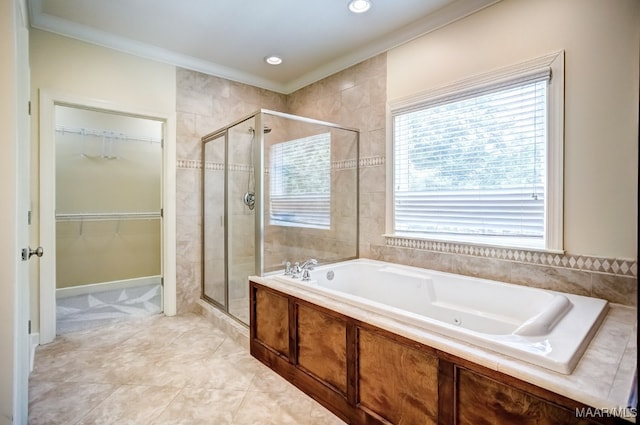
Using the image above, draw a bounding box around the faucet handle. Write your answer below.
[292,262,301,278]
[302,268,312,281]
[282,260,292,275]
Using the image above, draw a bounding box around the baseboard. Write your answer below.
[56,275,162,299]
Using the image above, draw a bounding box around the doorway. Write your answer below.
[54,105,163,333]
[39,93,177,343]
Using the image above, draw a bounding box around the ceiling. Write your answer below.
[28,0,499,94]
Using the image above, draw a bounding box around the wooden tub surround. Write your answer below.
[250,280,631,425]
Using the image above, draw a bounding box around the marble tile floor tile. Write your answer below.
[29,313,345,425]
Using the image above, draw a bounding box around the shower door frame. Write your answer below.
[201,108,360,323]
[201,113,258,313]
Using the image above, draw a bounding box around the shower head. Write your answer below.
[248,125,272,134]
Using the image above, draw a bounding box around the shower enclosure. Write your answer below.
[202,109,359,324]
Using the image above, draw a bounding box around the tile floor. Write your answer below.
[29,313,346,425]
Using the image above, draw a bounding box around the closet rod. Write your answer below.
[55,126,162,144]
[56,212,161,221]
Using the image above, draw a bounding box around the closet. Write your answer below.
[54,105,163,333]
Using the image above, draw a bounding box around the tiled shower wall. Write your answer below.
[286,54,388,258]
[177,53,636,314]
[176,70,287,313]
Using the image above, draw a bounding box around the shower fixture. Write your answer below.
[243,125,272,210]
[243,192,256,210]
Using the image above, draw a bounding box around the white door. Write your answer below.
[15,0,32,423]
[1,0,31,424]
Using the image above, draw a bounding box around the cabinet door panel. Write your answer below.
[297,304,348,395]
[358,328,438,425]
[255,288,289,356]
[456,368,600,425]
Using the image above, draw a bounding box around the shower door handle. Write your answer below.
[22,246,44,261]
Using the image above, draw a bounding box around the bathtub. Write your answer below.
[268,259,608,374]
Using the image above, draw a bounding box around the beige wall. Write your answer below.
[29,29,176,328]
[388,0,639,260]
[55,106,162,287]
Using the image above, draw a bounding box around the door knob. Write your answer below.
[22,246,44,261]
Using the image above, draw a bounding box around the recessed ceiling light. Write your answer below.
[348,0,371,13]
[265,55,283,65]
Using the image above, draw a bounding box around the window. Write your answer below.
[269,133,331,229]
[391,53,564,250]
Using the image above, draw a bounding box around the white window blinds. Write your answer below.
[270,133,331,229]
[393,75,549,247]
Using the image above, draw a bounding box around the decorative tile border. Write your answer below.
[334,159,358,169]
[205,162,224,171]
[360,156,385,168]
[178,158,361,171]
[228,163,251,172]
[177,159,202,169]
[385,236,637,278]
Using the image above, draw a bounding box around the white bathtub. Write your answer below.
[269,259,608,374]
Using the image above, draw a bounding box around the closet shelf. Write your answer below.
[56,212,161,221]
[55,125,162,144]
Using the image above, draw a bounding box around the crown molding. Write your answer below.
[28,0,501,95]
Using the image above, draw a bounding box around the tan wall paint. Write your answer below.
[55,107,162,287]
[387,0,639,259]
[29,29,176,330]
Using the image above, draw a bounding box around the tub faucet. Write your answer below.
[300,258,318,271]
[300,259,317,281]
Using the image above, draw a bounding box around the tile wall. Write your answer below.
[286,54,388,259]
[176,69,287,313]
[262,123,359,272]
[177,53,637,314]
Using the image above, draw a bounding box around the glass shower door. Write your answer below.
[202,117,257,323]
[202,132,226,308]
[201,110,359,326]
[227,121,256,323]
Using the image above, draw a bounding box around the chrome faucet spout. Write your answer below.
[300,259,318,270]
